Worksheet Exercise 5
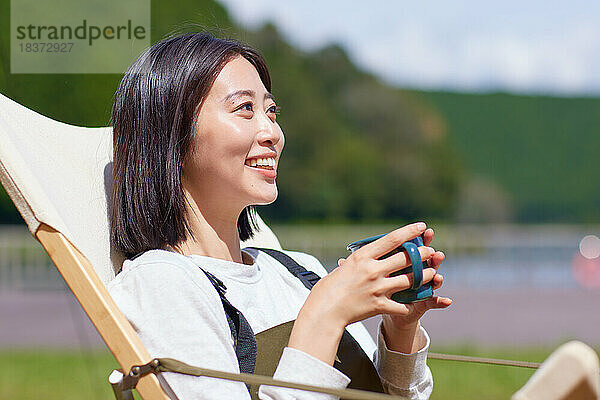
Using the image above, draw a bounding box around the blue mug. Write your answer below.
[346,234,434,303]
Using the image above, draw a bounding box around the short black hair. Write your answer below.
[110,32,270,259]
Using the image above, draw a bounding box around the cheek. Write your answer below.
[196,117,250,162]
[278,128,285,151]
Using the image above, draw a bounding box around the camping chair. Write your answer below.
[1,91,598,400]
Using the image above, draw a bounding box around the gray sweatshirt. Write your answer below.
[107,248,433,399]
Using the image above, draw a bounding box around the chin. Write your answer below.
[255,196,278,206]
[252,190,278,206]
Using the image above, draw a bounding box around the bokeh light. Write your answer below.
[573,235,600,288]
[579,234,600,259]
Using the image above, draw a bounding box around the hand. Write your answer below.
[289,222,438,364]
[314,223,441,326]
[382,227,452,353]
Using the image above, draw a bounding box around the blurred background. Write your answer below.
[1,0,599,399]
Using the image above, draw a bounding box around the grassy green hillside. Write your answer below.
[414,91,600,222]
[0,0,460,224]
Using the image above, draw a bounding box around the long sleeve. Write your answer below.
[259,347,351,400]
[108,261,253,398]
[373,321,433,399]
[108,256,353,399]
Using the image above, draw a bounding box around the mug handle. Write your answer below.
[401,241,423,290]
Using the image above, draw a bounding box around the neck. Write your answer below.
[176,190,251,265]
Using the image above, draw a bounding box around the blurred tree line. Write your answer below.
[0,0,462,225]
[416,91,600,223]
[2,0,598,224]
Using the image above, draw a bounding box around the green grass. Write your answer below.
[0,349,121,400]
[0,346,570,399]
[428,345,550,399]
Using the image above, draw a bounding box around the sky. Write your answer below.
[217,0,600,96]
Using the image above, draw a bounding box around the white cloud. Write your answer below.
[218,0,600,95]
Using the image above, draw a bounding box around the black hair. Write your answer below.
[110,32,270,258]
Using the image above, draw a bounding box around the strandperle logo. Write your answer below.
[10,0,150,73]
[15,19,147,46]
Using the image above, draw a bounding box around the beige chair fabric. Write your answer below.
[512,340,599,400]
[0,92,282,285]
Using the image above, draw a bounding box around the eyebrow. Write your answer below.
[222,89,275,103]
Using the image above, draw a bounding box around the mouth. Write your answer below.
[244,157,276,170]
[245,156,277,179]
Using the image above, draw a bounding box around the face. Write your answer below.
[183,55,284,212]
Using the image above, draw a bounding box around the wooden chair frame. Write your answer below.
[36,223,169,399]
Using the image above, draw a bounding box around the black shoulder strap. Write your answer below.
[243,247,321,290]
[200,269,256,376]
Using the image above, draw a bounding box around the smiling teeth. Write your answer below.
[248,158,275,169]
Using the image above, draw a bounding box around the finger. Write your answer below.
[380,245,435,275]
[423,228,434,246]
[421,268,438,284]
[426,296,452,309]
[337,258,345,267]
[429,251,445,270]
[432,273,443,290]
[378,298,411,316]
[382,267,438,294]
[359,222,427,260]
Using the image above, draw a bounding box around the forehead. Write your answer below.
[208,56,267,101]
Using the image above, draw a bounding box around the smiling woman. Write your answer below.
[108,31,451,400]
[181,55,284,238]
[110,34,273,259]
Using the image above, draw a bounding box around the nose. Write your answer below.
[255,111,282,148]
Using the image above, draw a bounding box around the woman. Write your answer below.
[108,32,452,399]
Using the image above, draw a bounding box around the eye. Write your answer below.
[268,105,281,115]
[236,102,254,113]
